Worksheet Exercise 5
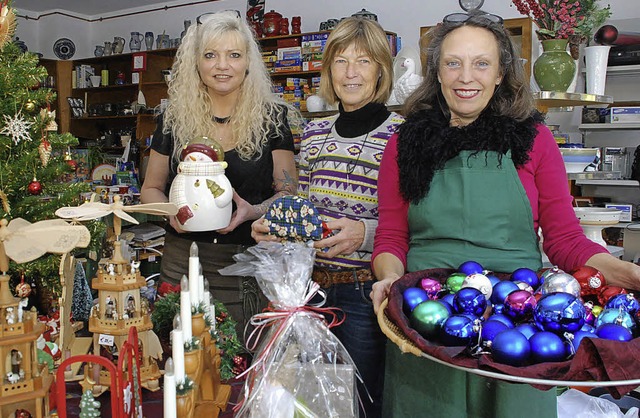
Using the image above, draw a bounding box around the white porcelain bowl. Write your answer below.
[560,148,599,173]
[574,207,621,225]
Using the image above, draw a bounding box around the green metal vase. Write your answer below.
[533,39,576,92]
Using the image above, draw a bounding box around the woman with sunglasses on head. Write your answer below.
[371,13,640,417]
[251,17,403,418]
[141,10,299,339]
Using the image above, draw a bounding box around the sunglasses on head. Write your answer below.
[196,9,242,25]
[443,12,504,25]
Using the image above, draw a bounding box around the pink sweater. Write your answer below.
[372,124,607,272]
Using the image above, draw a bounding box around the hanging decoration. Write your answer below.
[0,189,10,214]
[64,150,78,172]
[40,108,58,132]
[23,100,36,114]
[0,2,16,49]
[15,274,32,298]
[27,177,42,195]
[38,137,51,166]
[0,112,34,145]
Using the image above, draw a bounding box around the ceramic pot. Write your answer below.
[191,313,205,337]
[144,32,154,50]
[169,161,233,232]
[584,45,611,95]
[292,16,301,34]
[129,32,143,52]
[180,20,192,39]
[113,36,125,54]
[103,41,112,56]
[184,348,202,383]
[533,39,576,92]
[352,8,378,21]
[176,392,194,418]
[263,10,282,37]
[94,45,104,57]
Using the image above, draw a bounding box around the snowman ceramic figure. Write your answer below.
[169,137,233,231]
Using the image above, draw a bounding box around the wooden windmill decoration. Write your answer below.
[0,217,90,417]
[55,197,178,393]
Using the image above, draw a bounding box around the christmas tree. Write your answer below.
[0,2,101,305]
[79,389,101,417]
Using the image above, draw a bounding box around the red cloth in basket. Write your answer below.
[385,268,640,398]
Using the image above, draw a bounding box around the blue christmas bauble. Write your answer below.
[481,320,510,349]
[580,323,596,334]
[491,281,520,305]
[439,293,455,309]
[605,293,640,316]
[403,287,429,313]
[515,323,539,340]
[440,314,479,347]
[446,273,467,293]
[487,313,515,328]
[529,331,567,363]
[511,267,541,290]
[594,308,637,336]
[504,290,537,322]
[534,292,586,334]
[492,329,531,366]
[596,323,633,342]
[487,273,502,287]
[410,300,451,340]
[453,287,487,317]
[459,260,484,275]
[569,330,599,353]
[492,304,505,314]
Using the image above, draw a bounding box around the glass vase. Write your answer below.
[533,39,576,92]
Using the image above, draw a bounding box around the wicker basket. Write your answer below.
[377,298,422,357]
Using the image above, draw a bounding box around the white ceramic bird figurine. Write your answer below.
[392,57,424,104]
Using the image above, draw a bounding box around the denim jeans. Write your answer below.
[323,280,386,418]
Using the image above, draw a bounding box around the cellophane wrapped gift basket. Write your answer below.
[220,242,360,418]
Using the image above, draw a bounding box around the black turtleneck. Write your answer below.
[335,102,391,138]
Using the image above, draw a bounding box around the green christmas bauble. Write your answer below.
[410,300,451,340]
[446,273,466,293]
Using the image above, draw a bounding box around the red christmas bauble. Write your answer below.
[598,285,628,306]
[66,159,78,171]
[28,179,42,195]
[571,265,606,296]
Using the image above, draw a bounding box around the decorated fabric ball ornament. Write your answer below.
[513,281,534,294]
[596,323,633,342]
[534,292,586,334]
[604,293,640,316]
[571,265,606,297]
[410,300,451,340]
[462,273,493,300]
[458,260,484,275]
[27,178,42,195]
[515,323,539,340]
[529,331,568,363]
[598,286,628,306]
[453,287,487,317]
[490,280,519,305]
[491,329,531,366]
[480,320,510,349]
[15,281,31,298]
[511,267,540,290]
[540,273,581,298]
[419,277,442,300]
[594,308,637,336]
[504,290,537,322]
[440,314,479,347]
[446,273,466,293]
[487,313,515,329]
[403,287,429,313]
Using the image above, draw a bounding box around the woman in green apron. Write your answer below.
[371,13,640,418]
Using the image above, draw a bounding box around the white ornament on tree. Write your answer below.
[0,111,34,144]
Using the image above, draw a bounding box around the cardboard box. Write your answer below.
[606,107,640,123]
[303,61,322,72]
[606,204,633,222]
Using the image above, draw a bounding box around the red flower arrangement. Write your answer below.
[512,0,611,41]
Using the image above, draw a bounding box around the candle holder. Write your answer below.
[176,377,196,418]
[184,338,203,383]
[191,312,206,337]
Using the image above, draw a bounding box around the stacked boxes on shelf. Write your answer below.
[275,46,303,73]
[302,33,328,72]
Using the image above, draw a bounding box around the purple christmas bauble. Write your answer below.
[492,329,531,366]
[540,273,581,298]
[534,292,586,334]
[440,314,479,347]
[410,300,451,340]
[594,308,637,336]
[515,323,539,340]
[487,313,515,328]
[529,331,567,363]
[403,287,429,313]
[511,267,540,290]
[491,280,520,305]
[569,330,599,353]
[504,290,537,322]
[453,287,487,317]
[596,323,633,342]
[481,320,510,349]
[446,273,467,293]
[605,293,640,316]
[462,273,493,300]
[459,260,484,275]
[419,278,442,300]
[583,301,597,326]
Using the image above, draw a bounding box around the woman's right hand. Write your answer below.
[371,275,401,314]
[250,217,278,243]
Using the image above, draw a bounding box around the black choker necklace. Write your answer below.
[213,115,231,124]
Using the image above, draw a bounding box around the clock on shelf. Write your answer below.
[459,0,484,12]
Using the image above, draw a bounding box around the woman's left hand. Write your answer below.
[218,191,254,234]
[314,218,364,258]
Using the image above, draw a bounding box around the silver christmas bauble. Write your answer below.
[540,272,581,298]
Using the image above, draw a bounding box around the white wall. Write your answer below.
[15,0,639,60]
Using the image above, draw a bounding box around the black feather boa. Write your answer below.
[397,108,544,203]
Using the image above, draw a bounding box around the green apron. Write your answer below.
[384,151,556,418]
